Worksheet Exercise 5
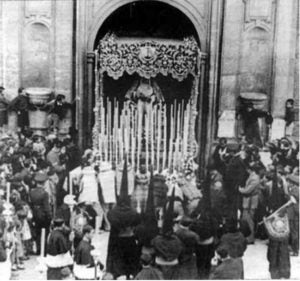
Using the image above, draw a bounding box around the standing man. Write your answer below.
[29,172,52,255]
[8,87,29,130]
[224,147,250,221]
[0,86,9,127]
[45,218,73,280]
[239,164,261,244]
[238,102,273,147]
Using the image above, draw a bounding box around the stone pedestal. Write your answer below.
[26,87,52,133]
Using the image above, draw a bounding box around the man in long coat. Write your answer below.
[29,172,52,256]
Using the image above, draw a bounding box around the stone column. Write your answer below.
[75,0,87,150]
[272,0,298,114]
[271,0,298,138]
[87,52,95,147]
[200,0,226,178]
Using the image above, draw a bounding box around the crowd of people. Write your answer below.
[0,116,298,280]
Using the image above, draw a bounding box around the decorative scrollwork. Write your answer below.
[97,34,200,81]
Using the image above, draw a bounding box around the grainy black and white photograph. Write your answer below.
[0,0,299,280]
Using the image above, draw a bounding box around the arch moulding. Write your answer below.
[86,0,206,52]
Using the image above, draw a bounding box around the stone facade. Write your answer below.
[0,0,73,101]
[0,0,298,147]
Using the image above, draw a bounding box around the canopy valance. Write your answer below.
[97,34,201,81]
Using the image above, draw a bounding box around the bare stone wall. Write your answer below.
[219,0,299,139]
[1,1,20,98]
[0,0,73,102]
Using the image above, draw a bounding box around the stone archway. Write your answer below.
[79,0,209,149]
[86,0,207,53]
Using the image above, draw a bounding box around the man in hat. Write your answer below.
[238,102,273,147]
[29,172,52,255]
[212,137,229,176]
[45,217,73,280]
[8,87,29,129]
[0,86,9,127]
[44,94,72,129]
[106,158,141,279]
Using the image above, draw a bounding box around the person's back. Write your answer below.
[220,232,247,258]
[209,247,243,280]
[29,186,51,224]
[210,257,243,280]
[135,265,164,280]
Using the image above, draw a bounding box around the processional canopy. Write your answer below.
[93,34,204,175]
[97,33,201,81]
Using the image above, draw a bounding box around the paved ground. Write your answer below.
[10,233,300,280]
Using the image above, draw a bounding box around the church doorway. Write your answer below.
[89,1,206,177]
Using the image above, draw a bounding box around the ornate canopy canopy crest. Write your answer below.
[97,33,200,81]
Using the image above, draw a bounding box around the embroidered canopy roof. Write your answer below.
[97,34,201,81]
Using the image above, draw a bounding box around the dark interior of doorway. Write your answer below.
[94,1,199,48]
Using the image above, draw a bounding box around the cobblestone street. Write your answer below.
[10,232,300,280]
